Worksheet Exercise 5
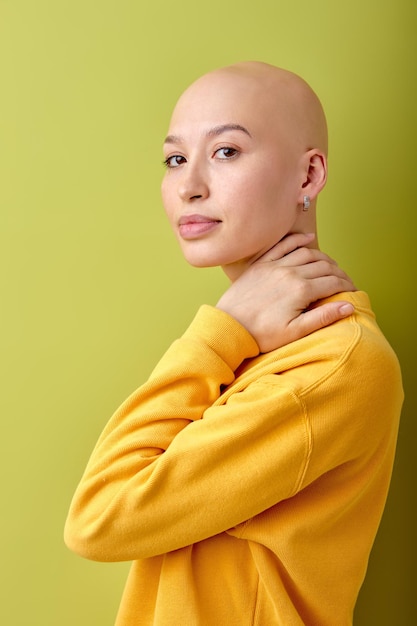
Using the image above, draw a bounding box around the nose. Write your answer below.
[178,160,209,202]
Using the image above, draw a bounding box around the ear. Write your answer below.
[298,149,327,203]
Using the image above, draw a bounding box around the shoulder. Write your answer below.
[289,292,403,444]
[241,292,403,419]
[279,291,400,387]
[316,291,401,391]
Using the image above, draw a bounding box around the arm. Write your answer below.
[64,234,356,562]
[64,307,309,562]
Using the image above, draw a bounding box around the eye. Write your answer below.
[163,154,187,168]
[214,146,239,160]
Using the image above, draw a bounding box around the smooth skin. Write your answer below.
[162,61,355,352]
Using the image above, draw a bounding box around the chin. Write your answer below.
[179,245,229,269]
[184,256,220,269]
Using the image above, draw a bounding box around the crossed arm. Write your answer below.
[64,234,355,561]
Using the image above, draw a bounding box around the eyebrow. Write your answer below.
[163,123,252,145]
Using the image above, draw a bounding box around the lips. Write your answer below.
[178,214,220,225]
[178,214,221,239]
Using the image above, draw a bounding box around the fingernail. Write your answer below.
[339,303,354,316]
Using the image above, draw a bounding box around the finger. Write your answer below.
[290,301,354,338]
[300,275,356,306]
[292,259,352,280]
[273,247,338,268]
[256,232,315,264]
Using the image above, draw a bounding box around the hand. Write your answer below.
[216,233,356,353]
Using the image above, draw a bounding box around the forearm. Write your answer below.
[64,305,259,561]
[65,299,359,564]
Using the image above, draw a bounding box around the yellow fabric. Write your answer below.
[65,291,403,625]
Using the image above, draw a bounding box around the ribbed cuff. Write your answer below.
[182,305,260,372]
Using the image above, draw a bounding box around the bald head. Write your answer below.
[171,61,328,157]
[162,61,329,274]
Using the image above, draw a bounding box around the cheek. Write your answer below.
[160,179,174,219]
[239,159,285,199]
[240,166,299,237]
[257,165,299,211]
[219,168,267,209]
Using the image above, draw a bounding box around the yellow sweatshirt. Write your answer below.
[65,291,403,625]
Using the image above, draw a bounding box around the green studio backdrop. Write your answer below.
[0,1,415,624]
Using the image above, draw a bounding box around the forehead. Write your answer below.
[168,71,278,137]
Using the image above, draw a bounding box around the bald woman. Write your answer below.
[65,62,403,625]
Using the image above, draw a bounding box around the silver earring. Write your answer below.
[303,195,310,211]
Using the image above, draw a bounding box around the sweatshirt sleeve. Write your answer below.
[65,305,269,560]
[64,304,359,562]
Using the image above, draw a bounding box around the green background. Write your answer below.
[0,1,415,623]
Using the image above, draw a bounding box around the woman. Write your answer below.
[65,61,403,625]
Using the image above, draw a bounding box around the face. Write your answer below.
[161,70,308,281]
